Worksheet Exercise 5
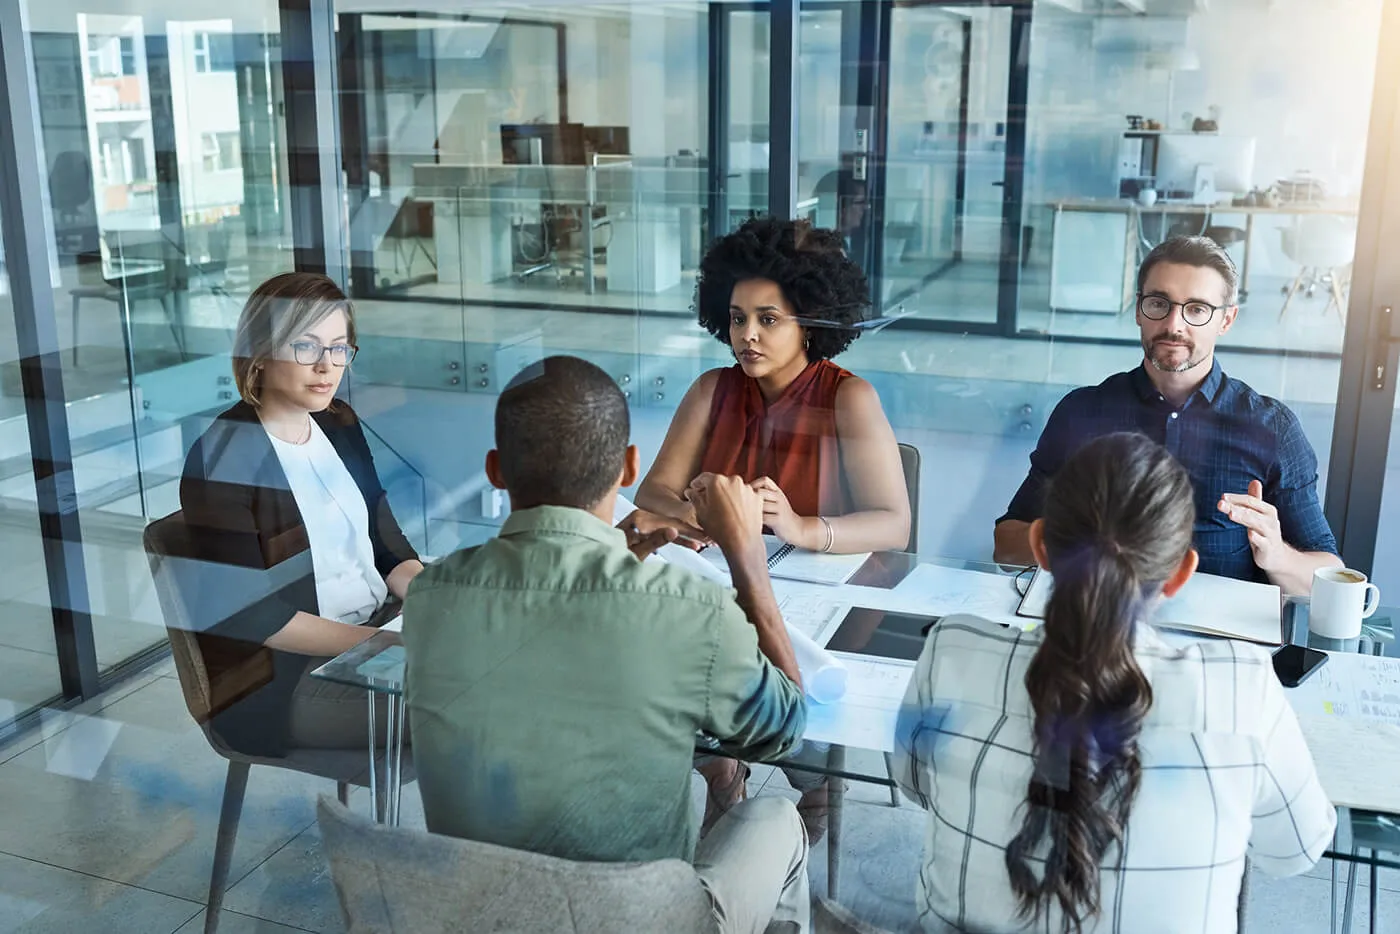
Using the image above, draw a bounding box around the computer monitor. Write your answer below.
[1155,134,1257,202]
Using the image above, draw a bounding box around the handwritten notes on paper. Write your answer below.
[1288,652,1400,725]
[801,654,915,752]
[778,593,849,646]
[889,564,1028,629]
[1288,652,1400,811]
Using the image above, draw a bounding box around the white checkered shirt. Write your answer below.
[894,615,1336,933]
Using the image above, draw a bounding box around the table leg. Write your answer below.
[1240,213,1255,302]
[366,689,379,822]
[827,746,845,901]
[1369,856,1378,934]
[1342,847,1359,934]
[1332,856,1340,934]
[391,692,407,826]
[385,692,398,826]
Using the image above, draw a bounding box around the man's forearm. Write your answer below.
[993,519,1036,567]
[1269,548,1344,596]
[725,540,803,687]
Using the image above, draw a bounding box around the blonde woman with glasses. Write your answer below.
[180,272,422,758]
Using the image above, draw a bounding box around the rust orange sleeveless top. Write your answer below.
[699,360,854,518]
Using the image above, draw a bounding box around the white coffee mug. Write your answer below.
[1310,567,1381,639]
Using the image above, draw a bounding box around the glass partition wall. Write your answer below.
[4,0,1400,739]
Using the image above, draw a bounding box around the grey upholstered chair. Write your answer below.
[897,442,921,554]
[144,511,408,934]
[316,795,719,933]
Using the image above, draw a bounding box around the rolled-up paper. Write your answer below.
[787,623,848,704]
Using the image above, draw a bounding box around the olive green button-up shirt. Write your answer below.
[402,505,806,863]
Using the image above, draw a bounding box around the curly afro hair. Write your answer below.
[695,216,872,361]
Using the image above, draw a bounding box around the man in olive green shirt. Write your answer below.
[404,356,810,933]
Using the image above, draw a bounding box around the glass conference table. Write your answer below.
[312,551,1400,928]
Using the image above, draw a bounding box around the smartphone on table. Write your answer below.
[1271,644,1328,688]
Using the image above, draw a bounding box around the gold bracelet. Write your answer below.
[819,516,834,553]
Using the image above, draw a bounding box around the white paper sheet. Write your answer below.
[1296,715,1400,813]
[776,594,851,704]
[654,541,730,584]
[1286,651,1400,723]
[787,626,848,704]
[778,593,849,645]
[379,614,403,633]
[1285,652,1400,812]
[890,564,1029,629]
[800,654,914,752]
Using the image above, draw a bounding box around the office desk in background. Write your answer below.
[1049,198,1359,314]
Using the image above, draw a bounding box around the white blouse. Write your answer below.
[894,616,1335,933]
[267,419,388,624]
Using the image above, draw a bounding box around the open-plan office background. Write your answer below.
[2,0,1400,738]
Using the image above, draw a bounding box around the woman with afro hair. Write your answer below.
[638,215,909,556]
[637,216,910,840]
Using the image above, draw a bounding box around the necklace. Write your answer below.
[267,413,313,445]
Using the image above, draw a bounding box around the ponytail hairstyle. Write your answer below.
[1005,432,1195,932]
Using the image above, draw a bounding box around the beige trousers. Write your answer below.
[694,796,810,934]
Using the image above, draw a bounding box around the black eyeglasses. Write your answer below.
[1136,293,1230,328]
[289,340,357,366]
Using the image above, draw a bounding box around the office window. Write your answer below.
[200,131,242,172]
[86,34,135,77]
[192,31,235,73]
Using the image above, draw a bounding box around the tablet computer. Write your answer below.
[824,606,941,662]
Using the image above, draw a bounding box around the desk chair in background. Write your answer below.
[70,243,181,365]
[144,511,407,934]
[384,197,437,279]
[1279,215,1355,323]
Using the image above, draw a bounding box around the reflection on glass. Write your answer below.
[30,1,295,679]
[0,195,65,731]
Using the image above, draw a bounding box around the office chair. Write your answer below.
[385,197,437,278]
[143,511,409,934]
[70,242,182,365]
[1279,215,1355,323]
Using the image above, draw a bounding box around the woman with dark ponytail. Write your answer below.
[894,433,1334,933]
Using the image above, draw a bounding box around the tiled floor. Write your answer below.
[0,662,1395,933]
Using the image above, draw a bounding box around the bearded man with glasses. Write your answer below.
[994,236,1341,593]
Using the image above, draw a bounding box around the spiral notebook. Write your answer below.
[699,535,870,586]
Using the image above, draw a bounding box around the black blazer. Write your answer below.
[179,400,418,756]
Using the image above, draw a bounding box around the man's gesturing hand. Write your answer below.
[1219,479,1291,573]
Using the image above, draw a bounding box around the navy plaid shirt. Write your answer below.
[1000,360,1338,582]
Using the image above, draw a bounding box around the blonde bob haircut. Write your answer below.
[232,272,357,407]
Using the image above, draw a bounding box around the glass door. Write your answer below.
[809,0,1026,329]
[1326,1,1400,610]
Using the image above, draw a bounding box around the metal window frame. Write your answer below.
[281,0,349,284]
[769,0,800,219]
[0,1,100,701]
[1323,0,1400,572]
